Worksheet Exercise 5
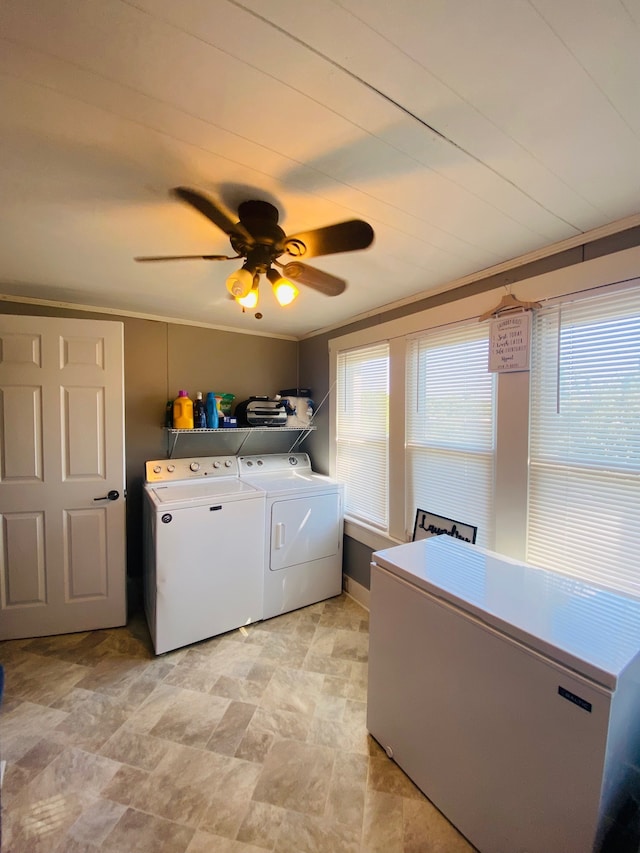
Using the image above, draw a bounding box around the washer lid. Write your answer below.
[149,478,259,504]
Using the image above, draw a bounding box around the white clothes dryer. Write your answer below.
[238,453,344,620]
[143,455,265,654]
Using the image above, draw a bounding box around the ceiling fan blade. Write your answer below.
[135,254,234,262]
[172,187,253,243]
[284,219,374,259]
[281,262,347,296]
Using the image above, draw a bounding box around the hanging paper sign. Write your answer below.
[488,312,532,372]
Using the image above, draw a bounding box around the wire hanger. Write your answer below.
[479,287,541,322]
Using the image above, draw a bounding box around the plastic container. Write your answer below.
[205,392,219,429]
[213,393,235,416]
[193,391,207,428]
[173,390,194,429]
[278,390,315,427]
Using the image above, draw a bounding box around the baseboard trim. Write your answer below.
[343,574,370,611]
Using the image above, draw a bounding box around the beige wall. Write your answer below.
[0,301,299,608]
[297,332,331,473]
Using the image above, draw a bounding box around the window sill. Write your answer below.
[344,518,405,553]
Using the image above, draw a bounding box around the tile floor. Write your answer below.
[0,594,476,852]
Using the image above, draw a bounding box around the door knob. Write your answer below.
[94,490,120,501]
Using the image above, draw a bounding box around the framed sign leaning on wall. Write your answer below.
[412,509,477,544]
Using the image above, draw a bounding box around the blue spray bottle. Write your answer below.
[205,392,219,429]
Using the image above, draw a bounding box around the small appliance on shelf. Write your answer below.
[235,396,288,427]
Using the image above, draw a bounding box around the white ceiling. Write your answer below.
[2,0,640,338]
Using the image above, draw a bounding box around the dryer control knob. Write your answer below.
[213,461,221,468]
[224,460,232,467]
[167,464,175,473]
[190,462,200,472]
[153,465,162,474]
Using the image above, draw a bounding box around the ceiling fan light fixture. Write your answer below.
[236,290,259,309]
[226,265,255,298]
[266,268,299,306]
[274,281,298,307]
[236,276,260,309]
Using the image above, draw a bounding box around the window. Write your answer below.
[329,254,640,591]
[406,322,495,548]
[527,287,640,596]
[336,343,389,530]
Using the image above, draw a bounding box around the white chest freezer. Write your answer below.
[367,536,640,853]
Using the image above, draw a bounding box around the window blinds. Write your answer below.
[527,286,640,596]
[336,343,389,529]
[406,322,495,548]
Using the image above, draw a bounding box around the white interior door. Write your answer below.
[0,315,126,639]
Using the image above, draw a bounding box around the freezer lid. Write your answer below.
[372,536,640,690]
[147,479,260,504]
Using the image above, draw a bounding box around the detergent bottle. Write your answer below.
[205,392,219,429]
[193,391,207,428]
[173,390,194,429]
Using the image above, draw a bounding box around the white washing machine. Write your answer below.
[143,455,265,654]
[238,453,344,620]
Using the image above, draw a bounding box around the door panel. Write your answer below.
[0,385,43,481]
[0,332,41,366]
[1,511,46,606]
[0,315,126,639]
[61,335,104,369]
[64,508,108,599]
[269,492,340,571]
[62,385,105,479]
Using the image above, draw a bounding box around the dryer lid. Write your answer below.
[241,471,339,495]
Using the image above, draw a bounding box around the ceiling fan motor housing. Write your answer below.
[229,200,288,263]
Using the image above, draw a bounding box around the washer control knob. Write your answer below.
[153,465,162,474]
[190,462,200,472]
[224,459,232,467]
[213,460,221,468]
[257,459,264,466]
[167,464,175,473]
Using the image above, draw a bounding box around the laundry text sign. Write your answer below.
[489,312,531,372]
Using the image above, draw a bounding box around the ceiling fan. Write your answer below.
[135,187,375,309]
